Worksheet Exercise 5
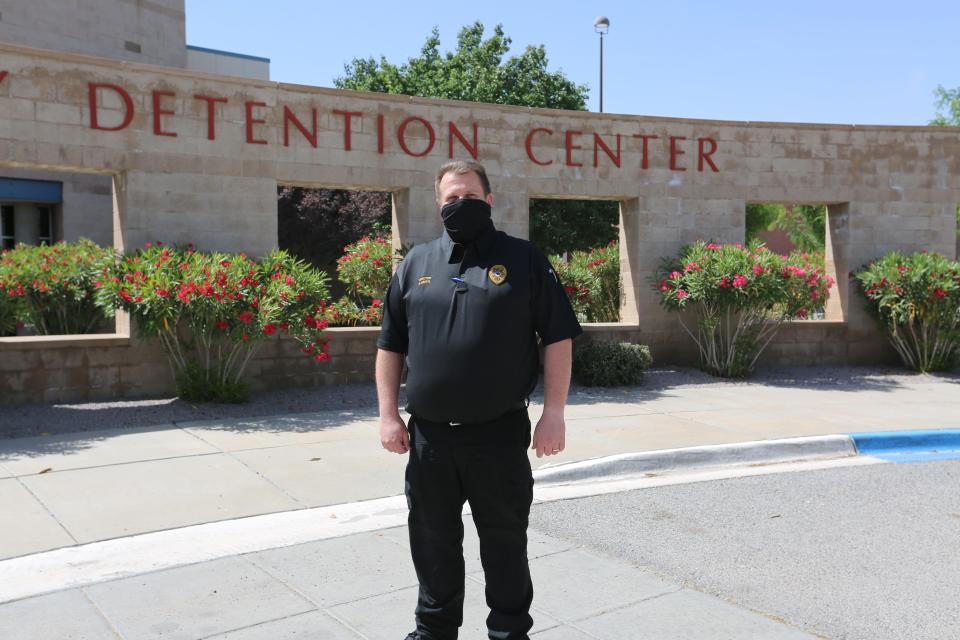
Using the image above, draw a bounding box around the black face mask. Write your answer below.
[441,198,492,244]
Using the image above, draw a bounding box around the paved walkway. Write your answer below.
[1,371,959,638]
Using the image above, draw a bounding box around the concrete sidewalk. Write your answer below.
[0,518,823,640]
[2,370,959,639]
[3,370,960,560]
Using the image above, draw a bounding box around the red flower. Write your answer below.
[241,334,251,342]
[676,289,689,299]
[669,271,681,279]
[238,311,253,325]
[285,275,295,285]
[371,299,382,308]
[144,242,153,248]
[279,322,289,331]
[934,287,947,299]
[155,288,170,297]
[752,264,765,276]
[719,277,732,289]
[263,323,277,335]
[684,262,701,273]
[315,352,330,362]
[732,275,748,288]
[705,243,721,250]
[215,320,230,330]
[796,308,808,319]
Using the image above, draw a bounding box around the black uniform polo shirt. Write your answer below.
[377,222,583,424]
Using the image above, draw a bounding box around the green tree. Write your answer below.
[337,22,615,252]
[930,85,960,126]
[335,22,587,110]
[745,203,826,254]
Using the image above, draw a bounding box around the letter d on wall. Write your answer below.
[88,82,135,131]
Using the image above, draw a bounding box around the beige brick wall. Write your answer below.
[1,43,958,404]
[0,0,186,68]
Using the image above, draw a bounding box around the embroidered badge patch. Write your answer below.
[488,264,507,285]
[418,276,432,286]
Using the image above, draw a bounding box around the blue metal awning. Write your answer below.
[0,178,63,203]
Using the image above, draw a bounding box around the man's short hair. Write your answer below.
[435,160,491,201]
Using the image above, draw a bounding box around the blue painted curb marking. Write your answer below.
[848,429,960,462]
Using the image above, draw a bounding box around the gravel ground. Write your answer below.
[1,365,957,440]
[529,460,960,640]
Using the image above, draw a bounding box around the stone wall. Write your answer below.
[0,42,958,404]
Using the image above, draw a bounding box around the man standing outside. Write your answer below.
[376,160,582,640]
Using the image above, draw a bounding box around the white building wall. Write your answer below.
[0,0,187,68]
[186,46,269,81]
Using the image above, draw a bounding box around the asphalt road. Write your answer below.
[529,459,960,640]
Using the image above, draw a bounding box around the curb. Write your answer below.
[533,435,858,485]
[533,428,960,485]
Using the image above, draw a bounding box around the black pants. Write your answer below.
[405,408,534,640]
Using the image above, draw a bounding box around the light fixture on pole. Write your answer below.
[593,16,610,112]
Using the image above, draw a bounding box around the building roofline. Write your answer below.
[186,44,270,64]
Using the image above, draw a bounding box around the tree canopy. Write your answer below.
[930,85,960,126]
[335,22,588,110]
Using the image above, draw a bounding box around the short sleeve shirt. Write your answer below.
[378,224,582,424]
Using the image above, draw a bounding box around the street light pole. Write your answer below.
[594,16,610,112]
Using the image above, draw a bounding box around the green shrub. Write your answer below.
[655,240,833,378]
[855,250,960,372]
[572,339,652,387]
[551,241,621,323]
[94,242,332,402]
[0,238,114,335]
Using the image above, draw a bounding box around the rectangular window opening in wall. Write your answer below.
[530,197,628,325]
[0,170,118,337]
[746,202,846,322]
[277,184,394,327]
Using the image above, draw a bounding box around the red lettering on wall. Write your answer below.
[0,71,8,85]
[151,90,177,137]
[669,136,687,172]
[448,122,479,160]
[88,83,134,131]
[698,137,719,172]
[632,134,658,170]
[377,114,385,154]
[593,133,621,168]
[333,109,362,151]
[245,101,268,145]
[525,128,554,166]
[283,106,317,147]
[397,116,436,157]
[193,95,227,140]
[565,131,583,167]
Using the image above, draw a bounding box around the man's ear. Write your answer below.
[485,193,494,207]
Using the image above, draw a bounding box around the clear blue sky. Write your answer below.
[184,0,958,126]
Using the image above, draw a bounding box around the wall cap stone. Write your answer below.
[0,334,131,350]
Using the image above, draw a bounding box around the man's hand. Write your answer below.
[380,413,410,454]
[531,409,565,458]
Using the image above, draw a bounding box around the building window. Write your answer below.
[37,205,53,245]
[1,205,14,250]
[0,203,57,248]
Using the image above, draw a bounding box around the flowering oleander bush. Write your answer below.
[655,240,833,377]
[94,242,332,402]
[322,296,383,327]
[325,234,394,327]
[0,238,114,335]
[551,241,621,323]
[855,251,960,372]
[573,339,652,386]
[337,235,393,302]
